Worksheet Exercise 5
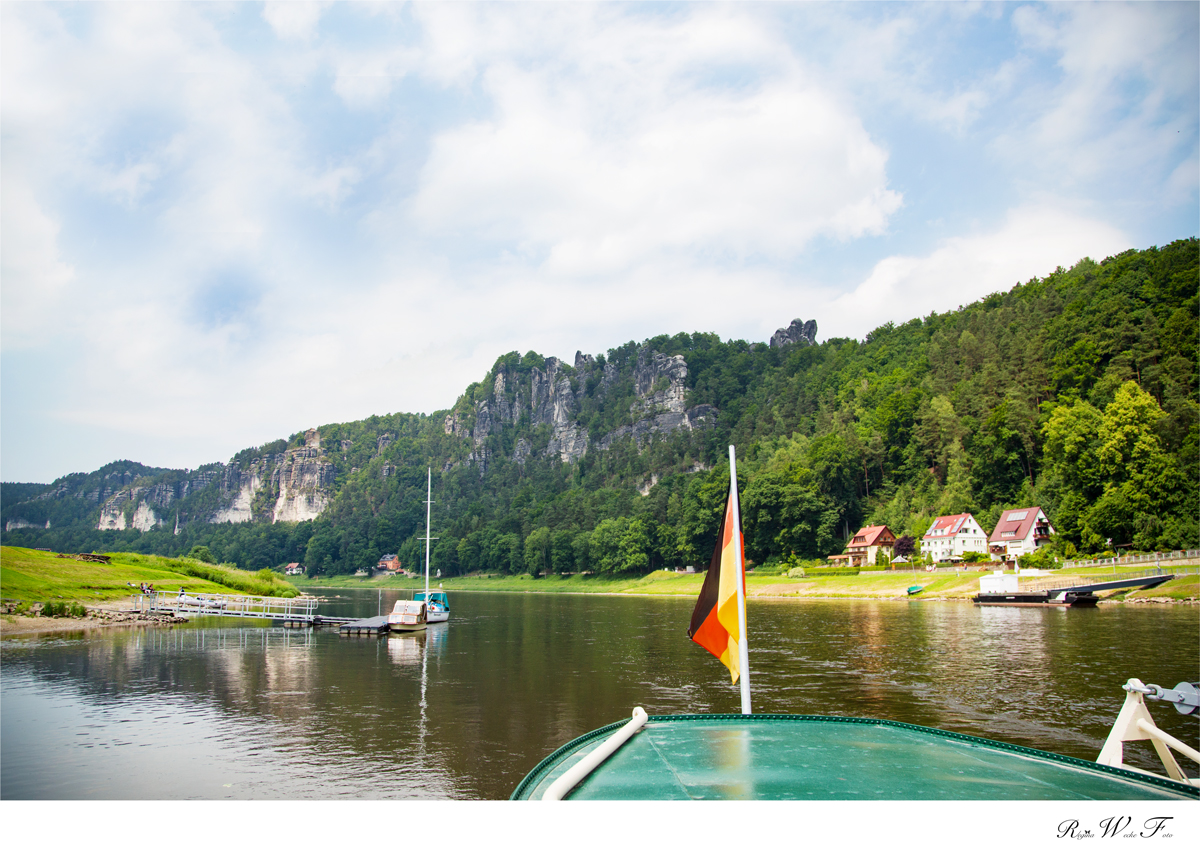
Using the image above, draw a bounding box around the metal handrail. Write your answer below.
[1063,549,1200,570]
[1020,567,1174,593]
[139,591,319,621]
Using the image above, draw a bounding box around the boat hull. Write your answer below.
[512,714,1198,800]
[386,619,427,632]
[974,591,1099,607]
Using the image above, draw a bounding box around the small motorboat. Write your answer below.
[415,590,449,623]
[387,600,427,632]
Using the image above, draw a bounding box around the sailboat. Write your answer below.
[413,467,450,623]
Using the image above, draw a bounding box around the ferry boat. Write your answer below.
[511,679,1199,800]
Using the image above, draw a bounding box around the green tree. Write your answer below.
[188,545,215,564]
[523,526,552,578]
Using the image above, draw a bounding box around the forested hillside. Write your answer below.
[4,239,1196,575]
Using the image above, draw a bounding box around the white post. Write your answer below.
[728,445,752,715]
[424,467,432,600]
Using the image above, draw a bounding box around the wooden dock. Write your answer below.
[339,615,391,635]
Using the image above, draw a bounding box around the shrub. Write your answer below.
[188,546,216,564]
[804,565,860,577]
[179,562,298,598]
[1019,546,1060,570]
[41,601,85,617]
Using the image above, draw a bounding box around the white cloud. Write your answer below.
[408,6,902,273]
[1005,2,1198,191]
[823,205,1132,339]
[0,178,75,349]
[262,1,329,43]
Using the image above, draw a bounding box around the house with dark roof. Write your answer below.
[921,512,988,563]
[988,507,1054,561]
[845,525,897,567]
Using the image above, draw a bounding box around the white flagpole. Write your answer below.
[728,445,752,715]
[424,467,432,600]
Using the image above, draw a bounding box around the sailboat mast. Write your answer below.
[424,467,432,599]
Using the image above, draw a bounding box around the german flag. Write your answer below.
[687,489,745,683]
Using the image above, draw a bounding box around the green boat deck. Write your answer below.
[512,714,1199,800]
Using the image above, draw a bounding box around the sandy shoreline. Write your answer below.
[1,597,187,637]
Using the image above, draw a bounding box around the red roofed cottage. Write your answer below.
[988,507,1055,560]
[845,525,897,567]
[920,513,988,562]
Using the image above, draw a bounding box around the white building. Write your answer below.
[921,513,988,562]
[988,507,1055,560]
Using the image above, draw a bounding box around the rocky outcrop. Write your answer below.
[5,519,49,531]
[531,357,591,463]
[595,347,716,451]
[271,444,336,523]
[97,487,160,531]
[444,342,718,471]
[211,467,263,524]
[770,318,818,349]
[90,429,337,530]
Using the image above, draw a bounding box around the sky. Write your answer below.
[2,1,1197,484]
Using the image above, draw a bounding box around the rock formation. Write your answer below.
[92,430,337,530]
[770,318,818,349]
[443,341,717,471]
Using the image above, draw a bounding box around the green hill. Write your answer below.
[3,239,1196,577]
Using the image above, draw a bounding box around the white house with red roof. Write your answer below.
[845,525,897,567]
[920,512,988,562]
[988,507,1055,560]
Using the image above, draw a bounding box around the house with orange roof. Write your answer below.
[988,507,1055,561]
[845,525,897,567]
[920,512,988,563]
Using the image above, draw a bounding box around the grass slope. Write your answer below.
[295,568,1001,600]
[294,566,1198,602]
[0,546,299,604]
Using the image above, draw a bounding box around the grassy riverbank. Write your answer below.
[4,544,1193,606]
[293,566,1199,602]
[0,546,300,605]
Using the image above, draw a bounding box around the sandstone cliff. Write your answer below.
[93,429,337,530]
[444,342,716,472]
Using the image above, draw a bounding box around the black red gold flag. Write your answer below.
[687,489,745,683]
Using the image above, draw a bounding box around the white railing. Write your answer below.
[1020,567,1175,593]
[1063,549,1200,570]
[138,591,319,621]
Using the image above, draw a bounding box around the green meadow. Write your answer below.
[292,566,1199,602]
[0,546,299,605]
[4,544,1192,606]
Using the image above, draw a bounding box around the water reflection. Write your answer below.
[2,592,1196,799]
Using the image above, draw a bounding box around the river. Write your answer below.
[2,590,1196,799]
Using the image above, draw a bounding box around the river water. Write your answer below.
[2,590,1197,799]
